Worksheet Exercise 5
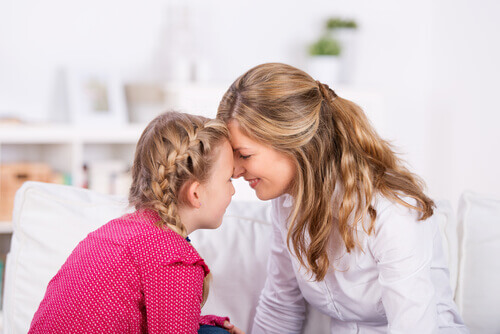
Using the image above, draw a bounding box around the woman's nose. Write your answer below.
[232,160,245,178]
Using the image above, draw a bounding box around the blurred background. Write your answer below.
[1,0,500,217]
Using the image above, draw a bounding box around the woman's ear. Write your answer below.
[184,180,202,209]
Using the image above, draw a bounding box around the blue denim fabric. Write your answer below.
[198,324,230,333]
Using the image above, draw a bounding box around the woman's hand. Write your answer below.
[223,320,245,334]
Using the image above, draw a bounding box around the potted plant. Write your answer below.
[309,35,341,57]
[306,17,358,85]
[307,32,342,86]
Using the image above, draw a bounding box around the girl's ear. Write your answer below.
[184,180,202,209]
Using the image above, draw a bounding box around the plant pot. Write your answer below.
[306,55,341,87]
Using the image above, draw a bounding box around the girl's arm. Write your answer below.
[134,229,232,333]
[141,248,234,333]
[143,261,208,333]
[251,200,306,334]
[200,318,245,334]
[199,314,229,327]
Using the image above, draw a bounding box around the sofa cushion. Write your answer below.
[455,191,500,334]
[3,181,330,333]
[191,201,331,333]
[3,181,130,334]
[7,182,463,333]
[434,200,459,296]
[191,200,273,331]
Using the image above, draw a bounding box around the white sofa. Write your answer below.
[2,181,500,333]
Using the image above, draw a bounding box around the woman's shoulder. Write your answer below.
[367,194,437,266]
[372,193,420,219]
[370,193,435,237]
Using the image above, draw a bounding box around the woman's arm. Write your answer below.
[251,200,306,334]
[369,204,439,333]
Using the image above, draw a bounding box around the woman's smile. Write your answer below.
[246,178,261,189]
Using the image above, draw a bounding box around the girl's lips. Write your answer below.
[248,178,260,189]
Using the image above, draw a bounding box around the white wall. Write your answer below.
[428,0,500,204]
[1,0,499,206]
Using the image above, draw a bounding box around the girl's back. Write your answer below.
[29,112,241,334]
[30,210,210,333]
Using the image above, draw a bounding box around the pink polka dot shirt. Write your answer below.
[29,209,229,333]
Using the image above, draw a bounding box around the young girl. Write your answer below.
[29,112,243,334]
[217,63,469,333]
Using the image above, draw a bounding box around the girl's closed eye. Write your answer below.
[240,154,251,160]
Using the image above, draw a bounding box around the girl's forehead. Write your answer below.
[214,141,235,171]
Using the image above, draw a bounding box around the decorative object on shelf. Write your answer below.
[0,116,23,126]
[0,163,54,221]
[307,35,341,88]
[163,83,228,119]
[307,17,358,86]
[0,125,143,198]
[67,68,128,126]
[86,160,132,196]
[125,83,166,124]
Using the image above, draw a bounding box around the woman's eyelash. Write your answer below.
[240,154,251,160]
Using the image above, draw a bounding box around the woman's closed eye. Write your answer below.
[239,154,251,160]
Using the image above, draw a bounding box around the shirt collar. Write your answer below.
[283,194,294,208]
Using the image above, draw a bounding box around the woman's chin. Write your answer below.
[255,189,281,201]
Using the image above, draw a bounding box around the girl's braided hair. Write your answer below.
[129,111,229,305]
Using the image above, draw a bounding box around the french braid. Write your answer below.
[150,124,203,238]
[129,111,229,306]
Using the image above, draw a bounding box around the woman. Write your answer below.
[217,63,468,333]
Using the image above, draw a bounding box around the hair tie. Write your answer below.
[316,80,337,101]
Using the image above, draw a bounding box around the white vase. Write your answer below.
[306,55,341,87]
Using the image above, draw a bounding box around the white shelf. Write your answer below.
[0,123,146,143]
[0,123,145,230]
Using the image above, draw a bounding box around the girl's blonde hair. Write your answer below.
[129,111,229,305]
[217,63,435,281]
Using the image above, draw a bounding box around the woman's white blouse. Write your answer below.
[251,194,469,334]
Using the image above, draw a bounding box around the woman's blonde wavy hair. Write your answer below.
[129,111,229,305]
[217,63,435,281]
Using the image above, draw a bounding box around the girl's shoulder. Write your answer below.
[119,210,208,273]
[93,209,166,243]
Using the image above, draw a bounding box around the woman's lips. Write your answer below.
[247,178,260,189]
